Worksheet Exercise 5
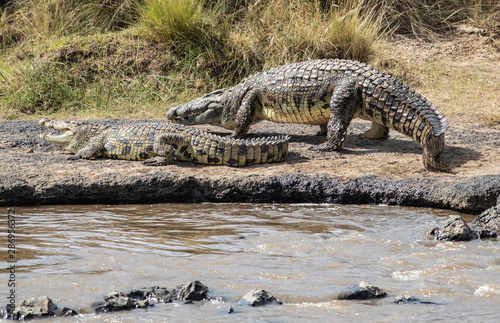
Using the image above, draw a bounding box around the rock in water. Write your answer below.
[177,281,209,301]
[94,292,151,313]
[434,215,473,240]
[128,287,173,303]
[394,294,442,305]
[472,197,500,235]
[430,215,473,241]
[338,281,387,300]
[239,289,282,306]
[4,296,58,320]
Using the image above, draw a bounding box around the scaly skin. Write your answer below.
[167,59,449,172]
[39,119,289,166]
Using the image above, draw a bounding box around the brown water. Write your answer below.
[1,204,500,322]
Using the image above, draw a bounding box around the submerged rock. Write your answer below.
[128,286,173,304]
[1,296,76,320]
[338,281,387,300]
[177,280,209,302]
[472,196,500,236]
[93,286,175,314]
[239,289,283,306]
[429,215,473,241]
[57,306,80,317]
[394,294,442,305]
[94,291,152,313]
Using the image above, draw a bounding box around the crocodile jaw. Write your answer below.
[167,102,222,126]
[39,118,76,147]
[167,89,228,127]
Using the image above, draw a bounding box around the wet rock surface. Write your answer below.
[1,119,499,213]
[0,279,475,320]
[1,296,76,320]
[177,280,209,302]
[238,289,283,307]
[1,281,283,320]
[93,286,175,313]
[394,294,442,305]
[430,213,499,241]
[94,292,152,313]
[429,215,473,241]
[472,195,500,235]
[337,281,387,300]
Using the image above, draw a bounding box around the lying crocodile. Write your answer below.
[39,118,289,166]
[167,59,449,172]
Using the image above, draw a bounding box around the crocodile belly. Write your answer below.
[260,101,331,125]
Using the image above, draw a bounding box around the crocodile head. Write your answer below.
[38,118,91,154]
[167,89,232,128]
[39,118,78,146]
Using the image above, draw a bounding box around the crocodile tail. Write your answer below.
[193,132,289,166]
[423,132,450,172]
[353,62,448,143]
[213,135,290,167]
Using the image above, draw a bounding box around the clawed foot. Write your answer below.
[308,142,342,152]
[67,155,86,161]
[424,159,454,173]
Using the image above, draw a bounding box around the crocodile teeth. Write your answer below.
[176,111,203,121]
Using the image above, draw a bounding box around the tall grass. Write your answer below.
[0,0,141,47]
[216,0,386,80]
[0,36,176,116]
[140,0,222,50]
[2,0,498,49]
[248,0,384,63]
[5,62,82,114]
[358,0,500,36]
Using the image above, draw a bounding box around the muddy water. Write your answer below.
[1,204,499,322]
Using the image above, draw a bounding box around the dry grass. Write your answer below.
[377,37,500,126]
[358,0,500,37]
[220,0,387,80]
[415,61,500,124]
[0,0,140,47]
[140,0,220,49]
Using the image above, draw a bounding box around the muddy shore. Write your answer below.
[1,119,499,213]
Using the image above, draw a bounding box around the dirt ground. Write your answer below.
[1,114,499,186]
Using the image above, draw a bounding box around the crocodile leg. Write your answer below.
[231,90,261,138]
[359,122,389,139]
[317,124,328,136]
[143,133,181,166]
[311,77,361,151]
[70,137,105,160]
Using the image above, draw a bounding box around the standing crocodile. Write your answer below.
[39,118,289,166]
[167,59,449,172]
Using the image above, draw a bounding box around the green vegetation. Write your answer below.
[0,0,498,122]
[140,0,217,47]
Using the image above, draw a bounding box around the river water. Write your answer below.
[1,204,499,322]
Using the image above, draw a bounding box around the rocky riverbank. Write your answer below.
[1,119,499,214]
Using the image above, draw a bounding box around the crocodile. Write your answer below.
[39,118,289,166]
[167,59,449,172]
